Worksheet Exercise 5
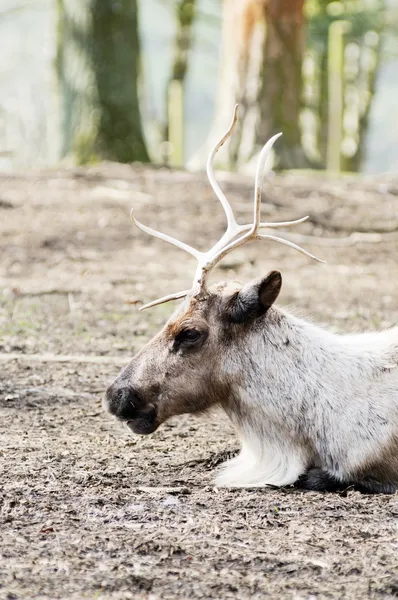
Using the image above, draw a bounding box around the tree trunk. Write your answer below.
[256,0,308,169]
[164,0,197,166]
[188,0,309,171]
[170,0,197,84]
[188,0,267,170]
[340,10,383,172]
[56,0,149,164]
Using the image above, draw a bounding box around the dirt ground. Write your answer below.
[1,163,398,599]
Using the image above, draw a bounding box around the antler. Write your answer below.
[132,105,324,311]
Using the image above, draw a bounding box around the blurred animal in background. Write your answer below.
[105,106,398,495]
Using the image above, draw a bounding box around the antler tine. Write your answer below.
[198,134,324,284]
[259,216,309,229]
[131,108,324,311]
[202,225,324,281]
[238,216,309,234]
[251,132,282,235]
[258,234,326,263]
[139,289,190,312]
[131,210,202,260]
[206,104,239,231]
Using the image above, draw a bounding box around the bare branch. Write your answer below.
[279,230,398,247]
[0,353,126,365]
[307,214,398,235]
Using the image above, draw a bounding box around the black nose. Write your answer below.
[105,383,142,421]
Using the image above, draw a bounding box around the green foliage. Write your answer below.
[307,0,385,48]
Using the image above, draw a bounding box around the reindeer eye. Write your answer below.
[173,327,208,352]
[177,329,201,343]
[173,328,205,352]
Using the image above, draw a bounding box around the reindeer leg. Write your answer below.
[353,479,397,495]
[295,468,348,492]
[296,468,397,495]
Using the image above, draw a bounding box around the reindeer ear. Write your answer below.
[225,271,282,324]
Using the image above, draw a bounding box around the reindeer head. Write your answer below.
[105,272,285,434]
[104,105,323,435]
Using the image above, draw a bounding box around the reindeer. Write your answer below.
[105,106,398,495]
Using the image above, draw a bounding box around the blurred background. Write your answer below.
[0,0,397,174]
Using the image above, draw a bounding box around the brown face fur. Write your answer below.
[104,273,282,435]
[104,283,237,434]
